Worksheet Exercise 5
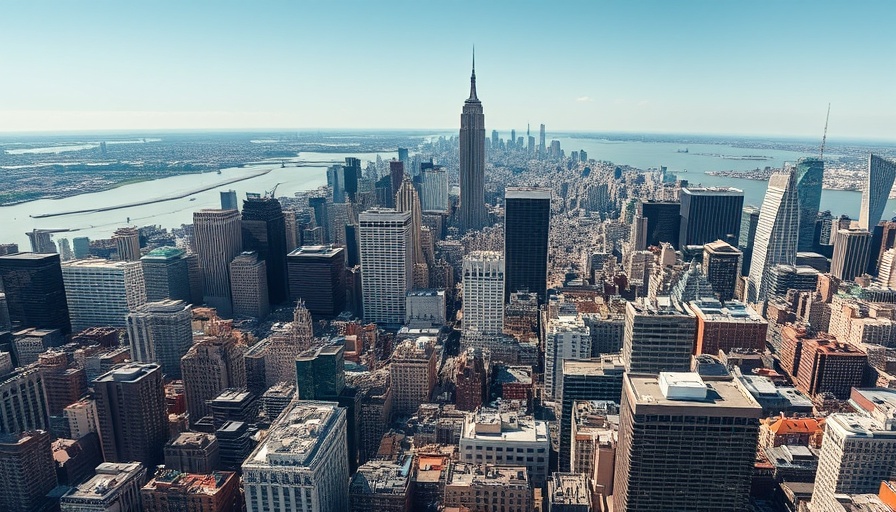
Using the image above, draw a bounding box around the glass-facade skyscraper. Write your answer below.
[859,154,896,230]
[795,157,824,251]
[748,169,800,304]
[678,187,744,247]
[241,196,288,305]
[504,187,551,303]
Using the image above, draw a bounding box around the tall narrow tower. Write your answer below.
[859,154,896,230]
[795,157,824,251]
[458,50,487,232]
[748,169,800,305]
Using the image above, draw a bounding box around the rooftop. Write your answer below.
[446,463,530,487]
[246,401,342,467]
[462,409,548,444]
[167,431,216,449]
[350,458,411,495]
[681,186,744,195]
[62,462,144,501]
[626,373,763,417]
[826,413,896,436]
[62,258,141,270]
[549,473,590,505]
[94,363,159,384]
[505,187,552,200]
[143,469,234,496]
[690,299,767,324]
[562,354,625,377]
[287,245,344,258]
[142,246,186,260]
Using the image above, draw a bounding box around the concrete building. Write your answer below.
[637,200,681,249]
[37,350,86,418]
[390,337,437,416]
[462,251,505,336]
[113,227,141,262]
[454,348,487,411]
[444,462,533,512]
[141,469,241,512]
[126,299,193,379]
[242,401,349,512]
[359,209,412,325]
[64,399,100,441]
[264,302,313,387]
[140,247,192,303]
[420,167,449,212]
[458,56,487,232]
[60,461,145,512]
[0,430,57,512]
[570,401,618,497]
[405,289,446,327]
[459,407,550,488]
[0,252,71,334]
[0,365,50,435]
[504,187,551,303]
[94,363,168,467]
[348,459,411,512]
[679,187,743,247]
[545,314,591,399]
[702,239,742,301]
[794,339,866,399]
[286,246,346,317]
[193,209,243,317]
[831,228,872,282]
[613,372,762,511]
[181,335,246,425]
[547,473,591,512]
[229,251,270,319]
[164,432,220,474]
[622,300,695,375]
[62,259,146,331]
[689,299,767,355]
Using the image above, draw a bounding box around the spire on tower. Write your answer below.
[467,46,478,102]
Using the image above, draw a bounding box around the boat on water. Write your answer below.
[676,148,689,153]
[189,197,196,201]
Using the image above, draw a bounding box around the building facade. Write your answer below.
[359,209,412,324]
[504,187,551,303]
[458,57,487,232]
[126,299,193,379]
[193,209,243,316]
[462,251,505,336]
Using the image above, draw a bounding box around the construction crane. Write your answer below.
[819,103,831,160]
[265,183,281,199]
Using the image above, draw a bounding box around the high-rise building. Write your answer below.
[689,299,767,355]
[127,299,193,379]
[539,124,546,155]
[287,246,346,317]
[220,189,239,211]
[242,195,288,305]
[458,54,487,232]
[459,407,550,487]
[37,350,86,419]
[0,430,57,512]
[72,237,91,259]
[64,399,100,441]
[859,154,896,230]
[141,469,242,512]
[181,335,247,425]
[94,363,168,467]
[547,473,591,512]
[748,169,800,304]
[444,462,533,512]
[637,200,681,249]
[702,239,742,301]
[739,205,761,275]
[613,372,762,511]
[420,167,449,212]
[193,209,243,316]
[504,187,551,303]
[62,259,146,331]
[795,157,824,251]
[0,365,50,435]
[229,251,270,319]
[454,347,487,412]
[359,209,412,325]
[327,165,346,204]
[389,161,404,201]
[164,431,220,474]
[622,301,695,374]
[545,315,591,400]
[295,344,346,401]
[831,228,872,282]
[140,246,192,303]
[0,252,71,334]
[344,157,361,203]
[462,251,505,336]
[395,176,425,269]
[113,226,141,261]
[794,338,866,399]
[60,461,145,512]
[242,401,349,512]
[390,337,437,416]
[678,187,743,247]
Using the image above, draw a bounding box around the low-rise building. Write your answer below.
[349,458,411,512]
[141,469,241,512]
[547,472,592,512]
[444,463,533,512]
[164,432,220,474]
[459,407,549,488]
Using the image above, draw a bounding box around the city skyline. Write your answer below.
[2,1,895,139]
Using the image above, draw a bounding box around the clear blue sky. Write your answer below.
[2,1,895,139]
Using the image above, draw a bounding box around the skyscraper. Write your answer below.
[62,259,146,332]
[702,239,742,302]
[220,189,239,210]
[241,195,288,305]
[622,301,695,375]
[637,200,681,248]
[94,363,168,468]
[359,209,412,325]
[748,169,800,304]
[458,53,487,232]
[504,187,551,303]
[395,176,425,269]
[344,157,361,203]
[287,246,346,317]
[739,205,761,275]
[678,187,744,247]
[795,157,824,251]
[229,251,270,319]
[831,228,872,281]
[140,246,192,303]
[539,124,546,155]
[420,166,449,212]
[0,430,57,512]
[462,251,505,336]
[544,314,591,399]
[613,372,761,511]
[181,334,247,425]
[193,209,243,317]
[113,227,141,261]
[0,252,71,334]
[859,154,896,230]
[126,299,193,379]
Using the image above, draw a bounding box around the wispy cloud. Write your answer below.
[576,96,594,103]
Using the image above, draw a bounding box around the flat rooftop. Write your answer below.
[63,462,143,500]
[563,355,625,377]
[246,401,342,467]
[287,245,344,258]
[625,373,763,417]
[505,187,552,200]
[690,300,766,324]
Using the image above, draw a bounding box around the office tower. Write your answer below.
[126,299,192,378]
[220,189,238,210]
[396,176,425,269]
[326,202,354,246]
[193,209,243,316]
[242,195,288,305]
[678,187,744,247]
[64,399,99,441]
[859,155,896,230]
[490,129,499,147]
[113,226,141,261]
[444,462,533,512]
[295,344,345,401]
[283,209,298,252]
[327,165,346,203]
[459,407,550,487]
[0,366,50,434]
[359,209,412,325]
[689,299,766,355]
[461,251,505,336]
[559,356,625,472]
[72,237,90,259]
[60,462,145,512]
[539,123,546,154]
[390,337,437,416]
[0,430,57,512]
[795,157,824,251]
[405,289,447,327]
[344,223,360,266]
[242,401,349,512]
[504,187,551,303]
[550,139,562,158]
[229,251,270,318]
[420,166,449,213]
[831,228,872,281]
[181,335,246,425]
[142,469,241,512]
[0,253,71,334]
[545,315,591,399]
[622,301,695,374]
[739,205,761,275]
[62,259,146,331]
[389,160,404,199]
[216,420,254,471]
[209,389,258,428]
[308,197,330,240]
[702,239,742,301]
[748,169,800,304]
[794,339,865,399]
[141,246,192,302]
[344,157,361,202]
[637,200,680,248]
[26,229,57,254]
[94,363,167,467]
[287,246,346,316]
[185,253,204,305]
[57,238,72,261]
[613,373,761,511]
[37,351,86,420]
[458,55,487,232]
[264,302,313,386]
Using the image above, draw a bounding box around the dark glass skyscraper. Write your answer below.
[344,157,361,203]
[0,252,71,334]
[241,195,288,305]
[795,157,824,251]
[458,54,487,232]
[504,187,551,303]
[639,200,680,248]
[679,187,744,247]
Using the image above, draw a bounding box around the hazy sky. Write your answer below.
[2,1,895,139]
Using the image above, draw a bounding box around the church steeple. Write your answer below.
[467,46,478,102]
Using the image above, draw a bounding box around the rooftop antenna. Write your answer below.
[819,103,831,160]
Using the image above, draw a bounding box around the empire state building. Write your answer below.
[458,53,487,232]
